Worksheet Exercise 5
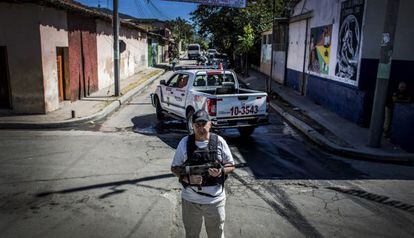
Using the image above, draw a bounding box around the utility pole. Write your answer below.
[368,0,400,147]
[268,0,276,94]
[113,0,120,96]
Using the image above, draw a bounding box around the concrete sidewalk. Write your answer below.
[0,68,165,129]
[239,69,414,164]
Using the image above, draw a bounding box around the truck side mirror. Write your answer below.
[160,80,166,85]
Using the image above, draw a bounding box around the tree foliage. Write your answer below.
[167,17,194,46]
[237,24,254,54]
[190,0,284,58]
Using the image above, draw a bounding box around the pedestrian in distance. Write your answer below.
[172,57,178,71]
[171,109,235,238]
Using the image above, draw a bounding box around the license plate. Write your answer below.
[230,105,259,116]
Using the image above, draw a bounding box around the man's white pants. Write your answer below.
[182,198,225,238]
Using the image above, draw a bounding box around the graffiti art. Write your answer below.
[308,25,332,75]
[335,0,365,82]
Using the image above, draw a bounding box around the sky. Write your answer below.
[77,0,199,21]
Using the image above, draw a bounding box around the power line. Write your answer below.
[147,0,173,20]
[134,0,145,17]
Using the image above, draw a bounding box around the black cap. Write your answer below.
[192,110,210,123]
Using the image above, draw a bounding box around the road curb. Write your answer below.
[270,101,414,165]
[0,70,166,129]
[236,72,414,164]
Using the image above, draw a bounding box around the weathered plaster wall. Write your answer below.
[260,30,272,76]
[68,12,98,101]
[39,7,68,112]
[0,3,45,113]
[96,20,148,90]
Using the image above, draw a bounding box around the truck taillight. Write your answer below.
[266,96,270,113]
[207,98,217,116]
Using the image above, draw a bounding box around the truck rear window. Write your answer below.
[194,74,235,87]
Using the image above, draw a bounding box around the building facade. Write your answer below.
[271,0,414,151]
[0,0,150,114]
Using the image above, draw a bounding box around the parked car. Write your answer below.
[151,68,269,136]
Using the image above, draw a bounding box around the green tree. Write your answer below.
[167,17,194,48]
[191,0,284,70]
[237,24,255,75]
[194,37,209,51]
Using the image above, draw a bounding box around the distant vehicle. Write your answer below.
[187,44,201,60]
[151,68,269,136]
[214,53,230,69]
[207,49,218,56]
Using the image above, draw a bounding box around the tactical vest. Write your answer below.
[181,133,226,194]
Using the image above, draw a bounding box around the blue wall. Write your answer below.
[285,68,369,125]
[285,69,301,91]
[285,59,414,152]
[305,74,367,125]
[391,103,414,153]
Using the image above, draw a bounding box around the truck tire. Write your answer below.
[154,96,164,120]
[238,127,255,137]
[186,109,195,134]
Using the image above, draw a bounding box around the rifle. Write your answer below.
[176,162,247,190]
[177,161,222,176]
[177,162,246,176]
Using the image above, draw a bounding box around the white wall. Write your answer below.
[96,20,148,90]
[273,51,286,84]
[39,7,68,112]
[287,20,307,72]
[260,30,272,76]
[362,0,414,61]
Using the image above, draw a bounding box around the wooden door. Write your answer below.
[0,46,11,108]
[57,47,70,101]
[57,48,64,101]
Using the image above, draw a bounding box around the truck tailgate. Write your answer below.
[216,94,267,118]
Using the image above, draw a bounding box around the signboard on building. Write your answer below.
[335,0,365,82]
[308,25,332,75]
[162,0,246,8]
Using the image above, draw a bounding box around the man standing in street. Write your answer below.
[171,110,235,238]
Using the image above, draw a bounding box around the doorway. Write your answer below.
[56,47,70,101]
[0,46,11,109]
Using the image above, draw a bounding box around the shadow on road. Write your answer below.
[36,173,174,199]
[130,113,414,181]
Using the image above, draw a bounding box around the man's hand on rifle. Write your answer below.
[208,168,222,177]
[182,175,203,185]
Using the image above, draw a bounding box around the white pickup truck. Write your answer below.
[151,69,269,136]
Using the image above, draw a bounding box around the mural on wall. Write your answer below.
[308,25,332,75]
[335,0,365,81]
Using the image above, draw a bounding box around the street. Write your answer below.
[1,63,414,238]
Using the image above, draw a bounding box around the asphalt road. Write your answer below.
[1,63,414,237]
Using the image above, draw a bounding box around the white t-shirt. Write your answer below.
[171,134,235,204]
